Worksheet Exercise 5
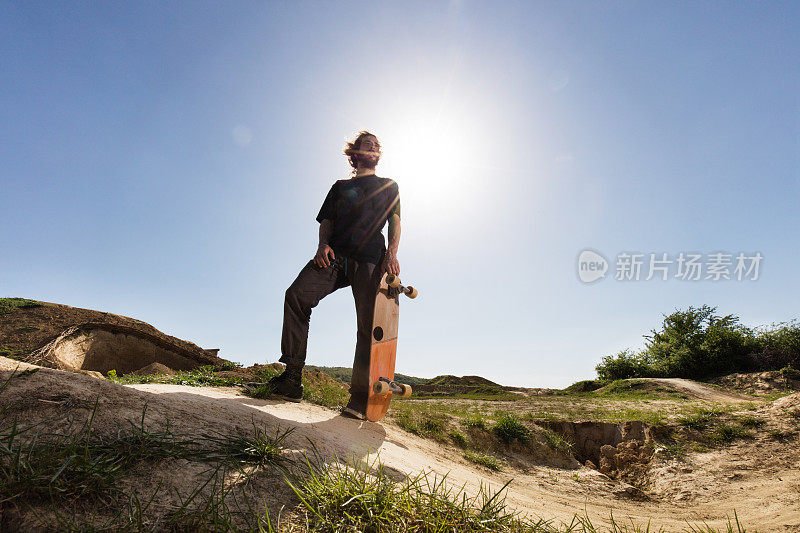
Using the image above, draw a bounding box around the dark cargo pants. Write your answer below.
[280,253,384,411]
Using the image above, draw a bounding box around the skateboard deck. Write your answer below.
[366,273,417,422]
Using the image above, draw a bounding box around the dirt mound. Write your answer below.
[414,374,507,395]
[616,378,753,402]
[132,362,176,376]
[427,375,500,387]
[711,370,800,395]
[0,298,223,366]
[23,323,221,375]
[764,392,800,418]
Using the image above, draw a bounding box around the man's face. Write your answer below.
[355,135,380,168]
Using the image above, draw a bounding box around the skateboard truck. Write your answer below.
[373,376,413,397]
[385,275,418,299]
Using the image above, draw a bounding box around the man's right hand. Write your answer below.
[314,244,335,268]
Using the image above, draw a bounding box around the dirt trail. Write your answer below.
[2,358,798,530]
[642,378,754,402]
[128,383,799,530]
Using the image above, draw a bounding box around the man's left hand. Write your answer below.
[383,251,400,276]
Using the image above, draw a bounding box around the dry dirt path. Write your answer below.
[124,383,800,531]
[641,378,754,402]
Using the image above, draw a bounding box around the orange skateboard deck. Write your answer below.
[365,273,417,422]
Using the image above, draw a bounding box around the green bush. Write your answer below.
[595,349,652,381]
[493,413,531,445]
[594,305,799,380]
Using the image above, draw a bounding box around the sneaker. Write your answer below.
[266,367,303,402]
[341,406,366,420]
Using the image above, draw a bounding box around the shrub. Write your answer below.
[461,414,487,429]
[595,350,651,381]
[448,430,468,448]
[493,413,531,445]
[595,305,786,380]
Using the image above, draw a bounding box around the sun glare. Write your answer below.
[378,111,488,222]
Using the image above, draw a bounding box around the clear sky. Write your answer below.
[2,2,798,388]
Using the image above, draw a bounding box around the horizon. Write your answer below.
[2,2,799,388]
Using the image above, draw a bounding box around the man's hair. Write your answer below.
[344,131,381,170]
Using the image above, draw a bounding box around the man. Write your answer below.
[268,131,401,420]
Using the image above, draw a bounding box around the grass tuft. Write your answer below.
[463,450,503,471]
[493,413,532,445]
[284,455,524,531]
[736,415,765,429]
[678,407,722,431]
[461,413,487,429]
[709,424,752,445]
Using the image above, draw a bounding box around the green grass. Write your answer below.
[390,404,450,441]
[767,429,795,440]
[736,415,765,429]
[539,427,573,454]
[0,401,292,506]
[709,424,752,445]
[463,450,503,471]
[302,378,349,408]
[461,413,488,429]
[411,390,522,401]
[195,424,295,469]
[107,364,249,387]
[283,456,526,531]
[493,413,532,445]
[0,297,43,315]
[303,365,432,388]
[242,367,350,409]
[448,430,468,448]
[563,380,605,393]
[678,407,724,430]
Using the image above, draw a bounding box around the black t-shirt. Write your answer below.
[316,175,401,263]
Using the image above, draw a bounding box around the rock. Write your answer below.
[131,362,176,376]
[612,483,647,500]
[77,369,105,379]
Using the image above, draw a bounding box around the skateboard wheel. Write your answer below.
[373,381,390,395]
[406,286,418,299]
[399,384,412,398]
[386,275,401,288]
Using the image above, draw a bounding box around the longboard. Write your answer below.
[365,273,417,422]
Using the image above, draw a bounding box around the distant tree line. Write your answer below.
[595,305,800,381]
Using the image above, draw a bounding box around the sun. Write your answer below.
[377,111,487,222]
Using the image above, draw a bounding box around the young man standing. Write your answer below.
[268,131,401,419]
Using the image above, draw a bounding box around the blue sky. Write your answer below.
[2,2,798,387]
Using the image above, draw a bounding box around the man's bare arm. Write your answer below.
[383,214,401,275]
[314,220,335,268]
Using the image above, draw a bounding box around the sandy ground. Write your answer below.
[3,357,800,530]
[128,383,800,531]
